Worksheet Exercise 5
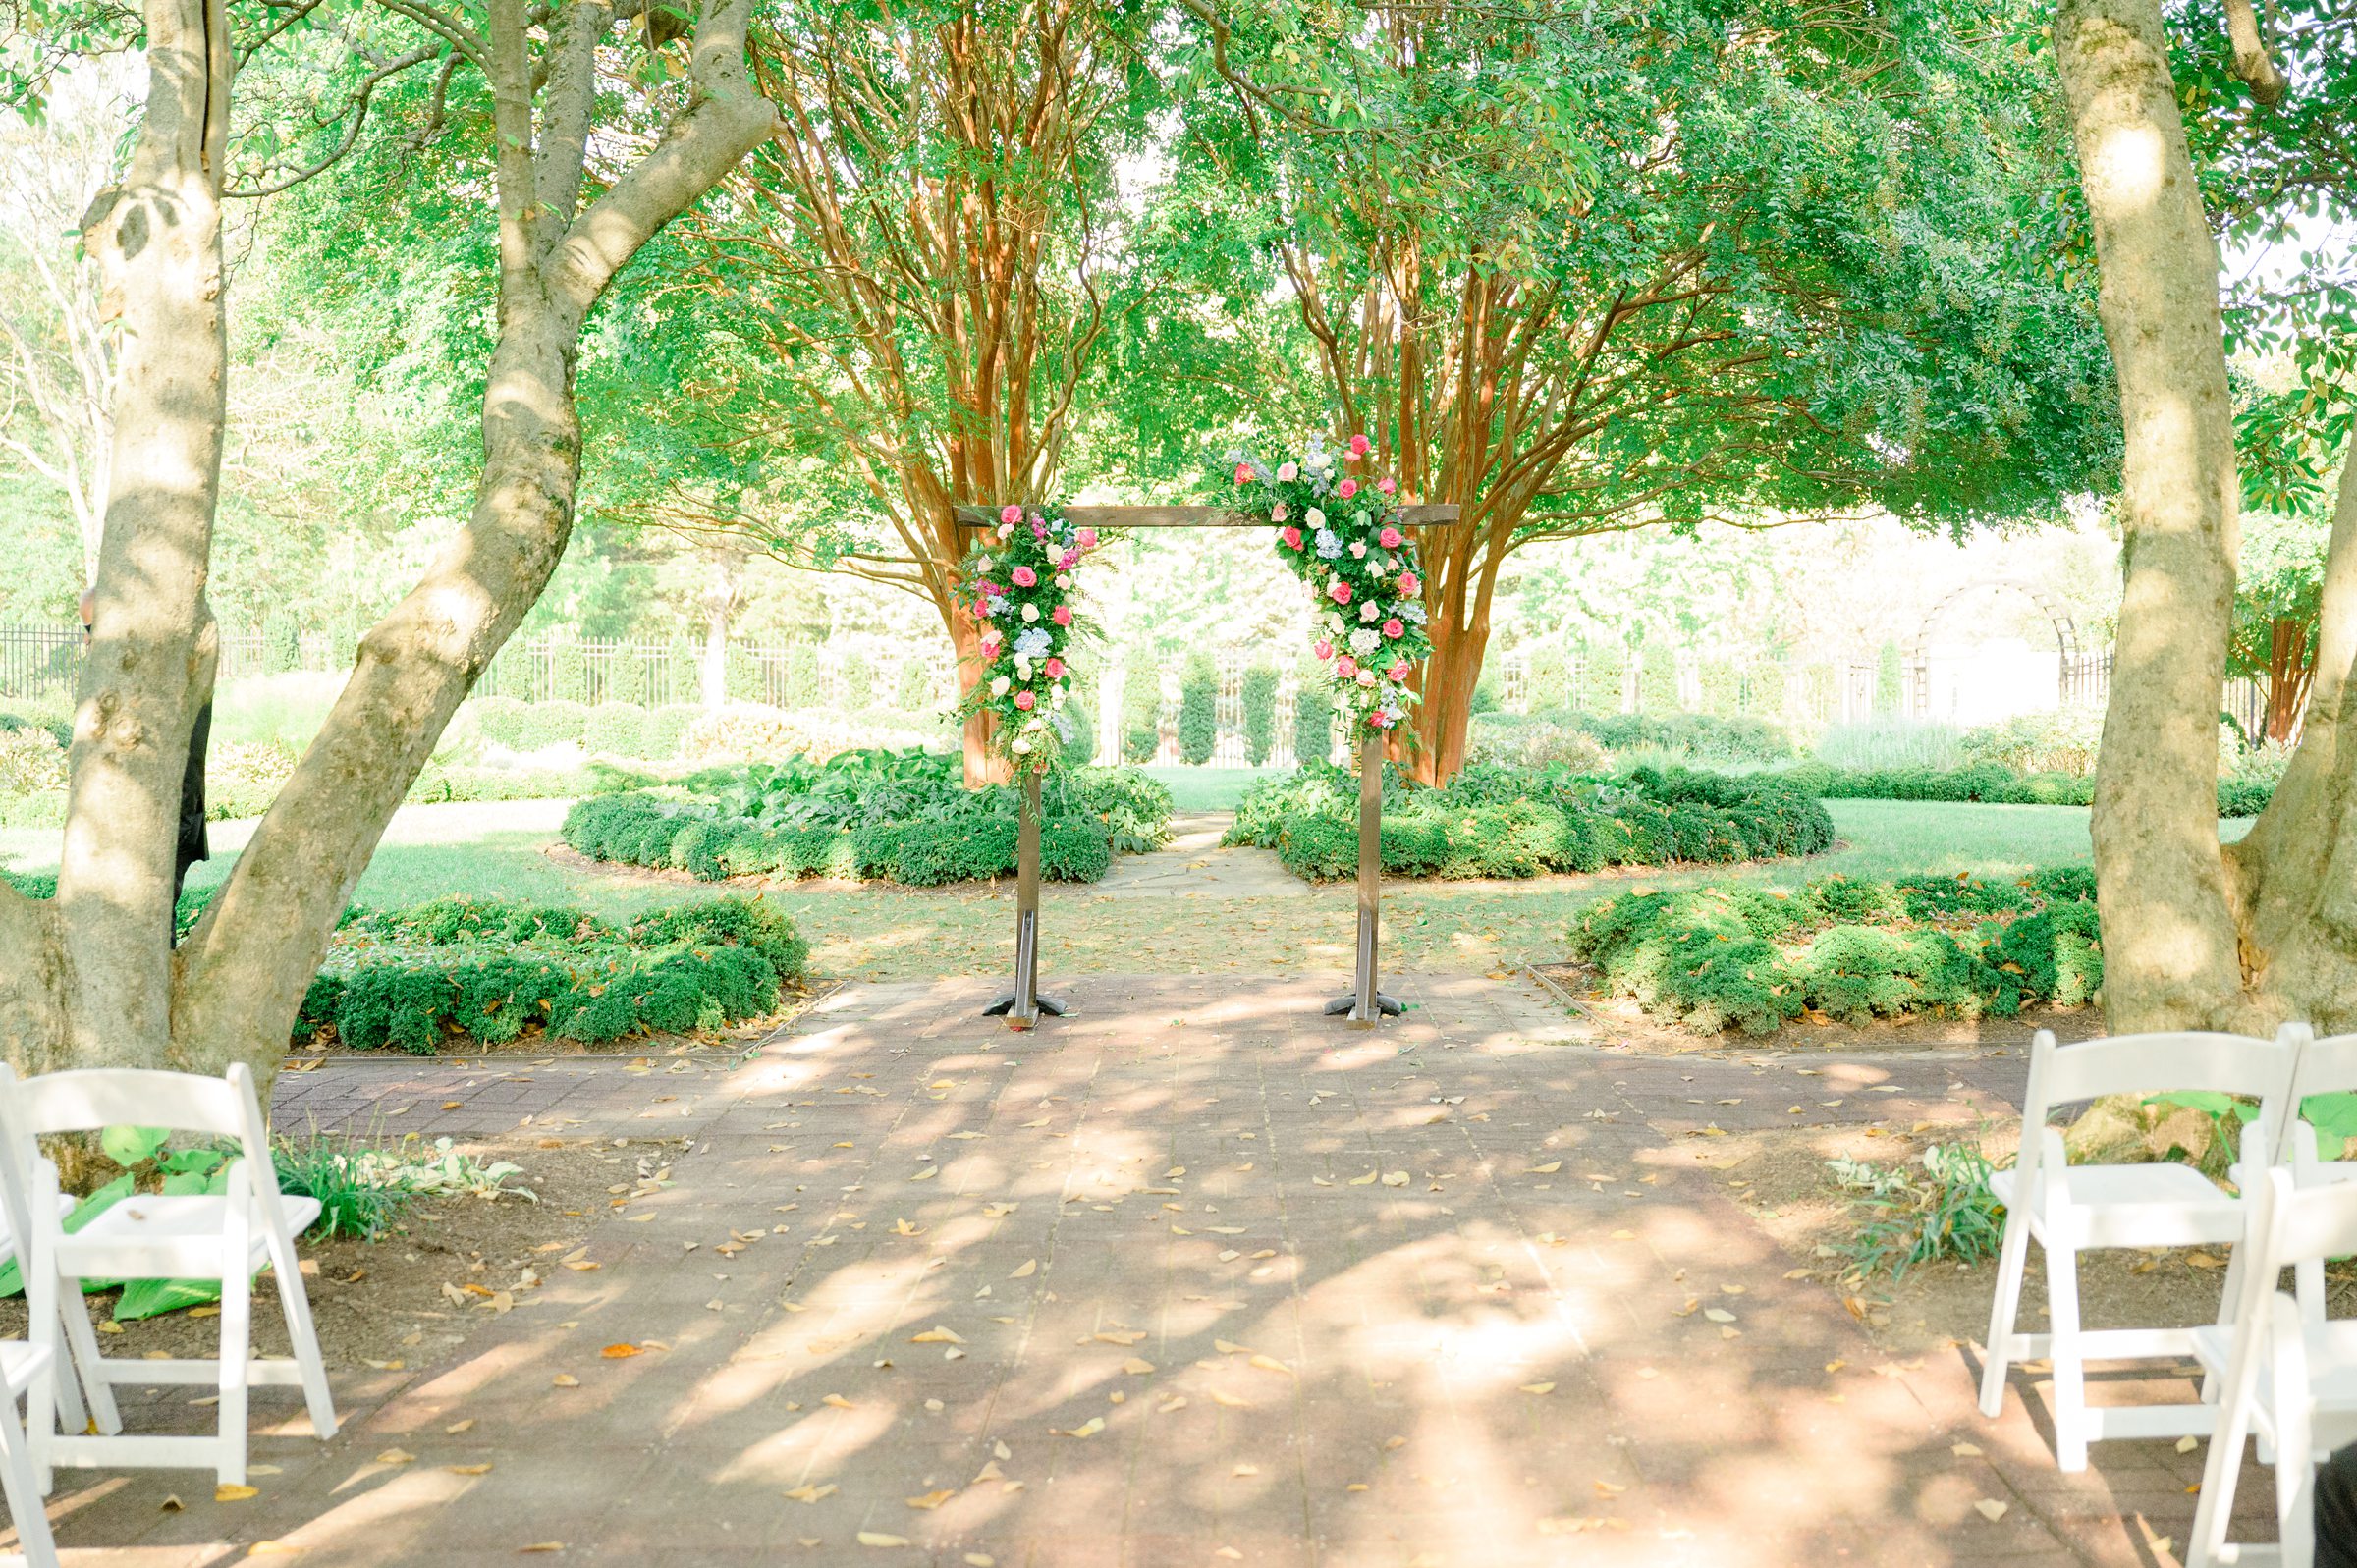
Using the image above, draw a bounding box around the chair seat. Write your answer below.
[65,1194,321,1273]
[1992,1162,2243,1246]
[2192,1317,2357,1399]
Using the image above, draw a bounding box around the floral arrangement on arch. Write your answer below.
[953,503,1104,769]
[1230,434,1431,739]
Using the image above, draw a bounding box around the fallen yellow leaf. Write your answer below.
[215,1484,258,1503]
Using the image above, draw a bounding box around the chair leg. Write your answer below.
[2274,1296,2317,1568]
[2049,1240,2089,1472]
[0,1384,57,1568]
[268,1246,337,1440]
[2190,1377,2254,1568]
[49,1279,119,1439]
[1980,1206,2032,1419]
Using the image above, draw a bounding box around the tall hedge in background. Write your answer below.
[1178,654,1218,765]
[606,647,649,706]
[1124,662,1163,762]
[1875,640,1903,715]
[551,642,589,704]
[1239,664,1279,765]
[725,644,761,702]
[1292,674,1333,766]
[784,644,823,707]
[1638,643,1679,713]
[262,613,301,676]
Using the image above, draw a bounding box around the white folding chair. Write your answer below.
[1979,1027,2299,1470]
[2186,1167,2357,1567]
[0,1331,58,1568]
[0,1063,338,1485]
[2278,1033,2357,1328]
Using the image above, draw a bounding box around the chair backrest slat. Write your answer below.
[5,1069,247,1139]
[2293,1033,2357,1103]
[2260,1169,2357,1268]
[2033,1031,2295,1110]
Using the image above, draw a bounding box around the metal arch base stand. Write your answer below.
[1324,730,1402,1027]
[985,769,1064,1029]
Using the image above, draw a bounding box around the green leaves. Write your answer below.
[99,1125,169,1169]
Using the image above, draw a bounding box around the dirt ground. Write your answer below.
[1706,1118,2357,1360]
[0,1137,682,1372]
[1529,960,2108,1057]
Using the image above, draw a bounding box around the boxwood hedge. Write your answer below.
[1763,761,2271,818]
[560,751,1168,888]
[297,895,808,1054]
[1225,762,1835,883]
[1567,865,2102,1035]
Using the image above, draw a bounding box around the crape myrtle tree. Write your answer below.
[0,0,776,1083]
[1171,0,2123,783]
[2051,0,2357,1030]
[651,0,1164,786]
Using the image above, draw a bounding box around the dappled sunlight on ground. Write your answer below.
[22,974,2273,1565]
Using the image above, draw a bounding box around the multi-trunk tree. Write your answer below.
[0,0,776,1085]
[1174,0,2123,783]
[2053,0,2357,1031]
[653,0,1160,785]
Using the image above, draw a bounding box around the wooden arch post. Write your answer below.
[955,504,1460,1030]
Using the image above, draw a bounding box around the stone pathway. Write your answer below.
[1091,813,1309,899]
[40,977,2266,1566]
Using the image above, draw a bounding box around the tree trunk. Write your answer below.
[2263,617,2312,743]
[0,0,779,1091]
[2055,0,2249,1033]
[8,0,232,1075]
[1404,611,1488,784]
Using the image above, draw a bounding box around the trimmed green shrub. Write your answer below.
[605,649,649,707]
[1178,654,1217,765]
[298,894,806,1053]
[647,704,701,759]
[1571,867,2105,1034]
[1769,762,2267,818]
[1227,761,1831,883]
[1291,677,1333,767]
[263,613,301,676]
[550,643,589,704]
[1576,712,1794,767]
[585,702,650,757]
[1239,664,1279,767]
[556,750,1169,887]
[784,644,824,708]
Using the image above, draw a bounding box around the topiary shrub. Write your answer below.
[646,704,700,758]
[1291,677,1333,767]
[263,613,301,676]
[584,701,650,757]
[550,642,589,704]
[471,696,534,749]
[1239,664,1279,766]
[605,648,649,707]
[1178,653,1218,765]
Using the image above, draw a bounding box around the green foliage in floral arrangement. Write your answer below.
[1226,761,1833,884]
[952,505,1108,768]
[557,749,1171,887]
[297,894,806,1054]
[1569,866,2105,1034]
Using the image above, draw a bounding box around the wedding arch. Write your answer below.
[950,488,1458,1031]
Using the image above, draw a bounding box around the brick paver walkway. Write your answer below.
[38,976,2264,1566]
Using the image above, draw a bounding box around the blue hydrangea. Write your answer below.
[1314,528,1343,559]
[1398,601,1428,625]
[1014,627,1053,660]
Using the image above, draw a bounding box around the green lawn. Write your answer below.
[1141,765,1285,812]
[0,794,2251,982]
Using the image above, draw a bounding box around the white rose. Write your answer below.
[1360,602,1379,622]
[997,523,1014,540]
[976,554,993,571]
[1013,736,1033,755]
[1349,540,1367,559]
[1305,507,1326,528]
[1014,658,1033,679]
[990,676,1011,696]
[1022,604,1040,623]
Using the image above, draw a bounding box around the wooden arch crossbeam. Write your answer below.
[952,501,1461,1031]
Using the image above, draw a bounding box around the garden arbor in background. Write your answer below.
[954,502,1457,1028]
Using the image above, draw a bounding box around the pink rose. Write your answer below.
[1338,478,1358,499]
[1272,503,1288,521]
[1076,527,1097,548]
[1011,566,1037,587]
[1313,639,1333,661]
[1328,580,1352,605]
[1379,526,1402,549]
[1369,711,1392,730]
[1387,660,1410,680]
[1000,504,1021,526]
[1281,525,1303,550]
[1045,657,1065,678]
[1378,477,1398,495]
[1349,434,1371,458]
[1336,656,1358,678]
[981,633,1002,654]
[1051,605,1072,626]
[1398,571,1420,595]
[1233,463,1252,484]
[1356,668,1377,687]
[1277,461,1298,482]
[1382,619,1403,639]
[1014,690,1035,711]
